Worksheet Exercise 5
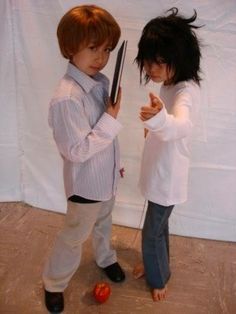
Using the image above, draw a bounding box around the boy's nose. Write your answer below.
[96,52,105,62]
[149,63,156,72]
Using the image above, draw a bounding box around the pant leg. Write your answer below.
[92,197,117,268]
[164,220,170,262]
[142,201,174,289]
[42,201,102,292]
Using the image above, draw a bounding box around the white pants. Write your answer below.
[42,197,117,292]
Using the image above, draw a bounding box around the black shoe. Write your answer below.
[102,262,125,282]
[44,289,64,313]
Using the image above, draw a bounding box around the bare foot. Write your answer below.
[133,263,145,279]
[152,286,167,301]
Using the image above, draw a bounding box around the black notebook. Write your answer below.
[110,40,128,104]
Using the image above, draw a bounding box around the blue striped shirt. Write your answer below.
[48,63,122,200]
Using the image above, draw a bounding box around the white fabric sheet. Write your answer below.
[1,0,236,241]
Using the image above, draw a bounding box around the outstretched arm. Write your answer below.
[142,91,193,141]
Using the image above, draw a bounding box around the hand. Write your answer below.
[149,92,163,109]
[106,87,121,119]
[140,92,163,121]
[119,167,125,178]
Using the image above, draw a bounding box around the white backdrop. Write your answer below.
[1,0,236,241]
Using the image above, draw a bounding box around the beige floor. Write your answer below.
[0,202,235,314]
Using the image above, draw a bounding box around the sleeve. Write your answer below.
[49,99,122,162]
[143,90,193,141]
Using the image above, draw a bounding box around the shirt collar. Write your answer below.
[66,62,104,93]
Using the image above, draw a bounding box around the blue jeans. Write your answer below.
[142,201,174,289]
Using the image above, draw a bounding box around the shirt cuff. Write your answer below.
[96,112,123,137]
[143,106,167,131]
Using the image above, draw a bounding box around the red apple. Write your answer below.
[93,282,111,303]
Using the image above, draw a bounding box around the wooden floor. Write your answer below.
[0,202,235,314]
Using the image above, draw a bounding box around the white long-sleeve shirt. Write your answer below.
[49,63,122,200]
[139,80,200,206]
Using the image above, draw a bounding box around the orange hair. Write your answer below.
[57,5,121,59]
